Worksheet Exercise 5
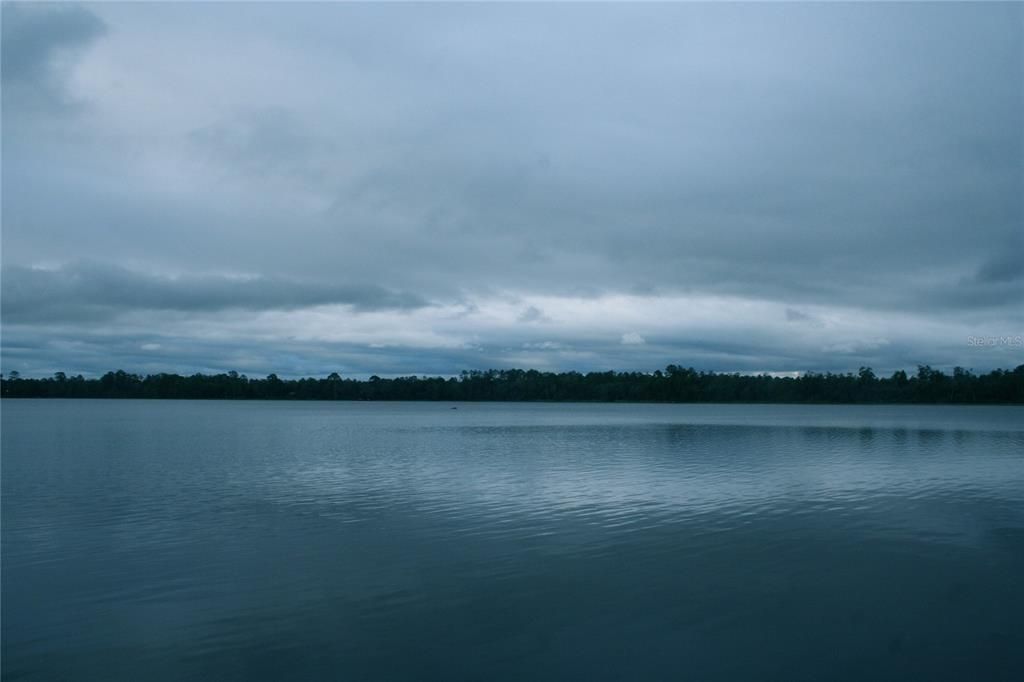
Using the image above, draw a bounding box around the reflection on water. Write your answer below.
[3,401,1023,681]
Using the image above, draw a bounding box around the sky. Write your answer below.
[2,1,1022,378]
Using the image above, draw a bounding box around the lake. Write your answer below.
[2,400,1023,680]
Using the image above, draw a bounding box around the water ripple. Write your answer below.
[3,401,1023,681]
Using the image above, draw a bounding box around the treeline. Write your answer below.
[2,365,1023,403]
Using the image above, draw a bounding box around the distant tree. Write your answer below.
[2,365,1022,404]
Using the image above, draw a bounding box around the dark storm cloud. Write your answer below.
[1,2,1021,376]
[1,2,105,115]
[974,249,1024,285]
[1,262,429,323]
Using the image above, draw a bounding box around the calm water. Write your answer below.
[2,401,1023,681]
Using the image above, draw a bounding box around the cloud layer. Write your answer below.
[2,262,427,323]
[2,2,1021,377]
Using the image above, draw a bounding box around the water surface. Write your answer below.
[3,401,1023,680]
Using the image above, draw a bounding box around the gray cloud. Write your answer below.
[1,2,1021,376]
[1,2,106,115]
[974,249,1024,285]
[1,262,429,323]
[785,308,822,327]
[517,306,549,324]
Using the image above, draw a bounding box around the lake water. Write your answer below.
[2,400,1023,681]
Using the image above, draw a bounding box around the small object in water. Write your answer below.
[450,406,458,410]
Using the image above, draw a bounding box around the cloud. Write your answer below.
[517,306,550,323]
[522,341,568,351]
[2,289,1019,378]
[973,250,1024,284]
[620,332,646,346]
[1,3,1021,376]
[785,308,812,323]
[1,262,430,323]
[785,308,827,328]
[1,2,106,115]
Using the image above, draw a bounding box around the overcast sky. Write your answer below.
[2,2,1022,378]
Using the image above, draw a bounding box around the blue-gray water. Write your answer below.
[3,400,1023,681]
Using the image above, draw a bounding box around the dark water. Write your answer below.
[2,401,1023,681]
